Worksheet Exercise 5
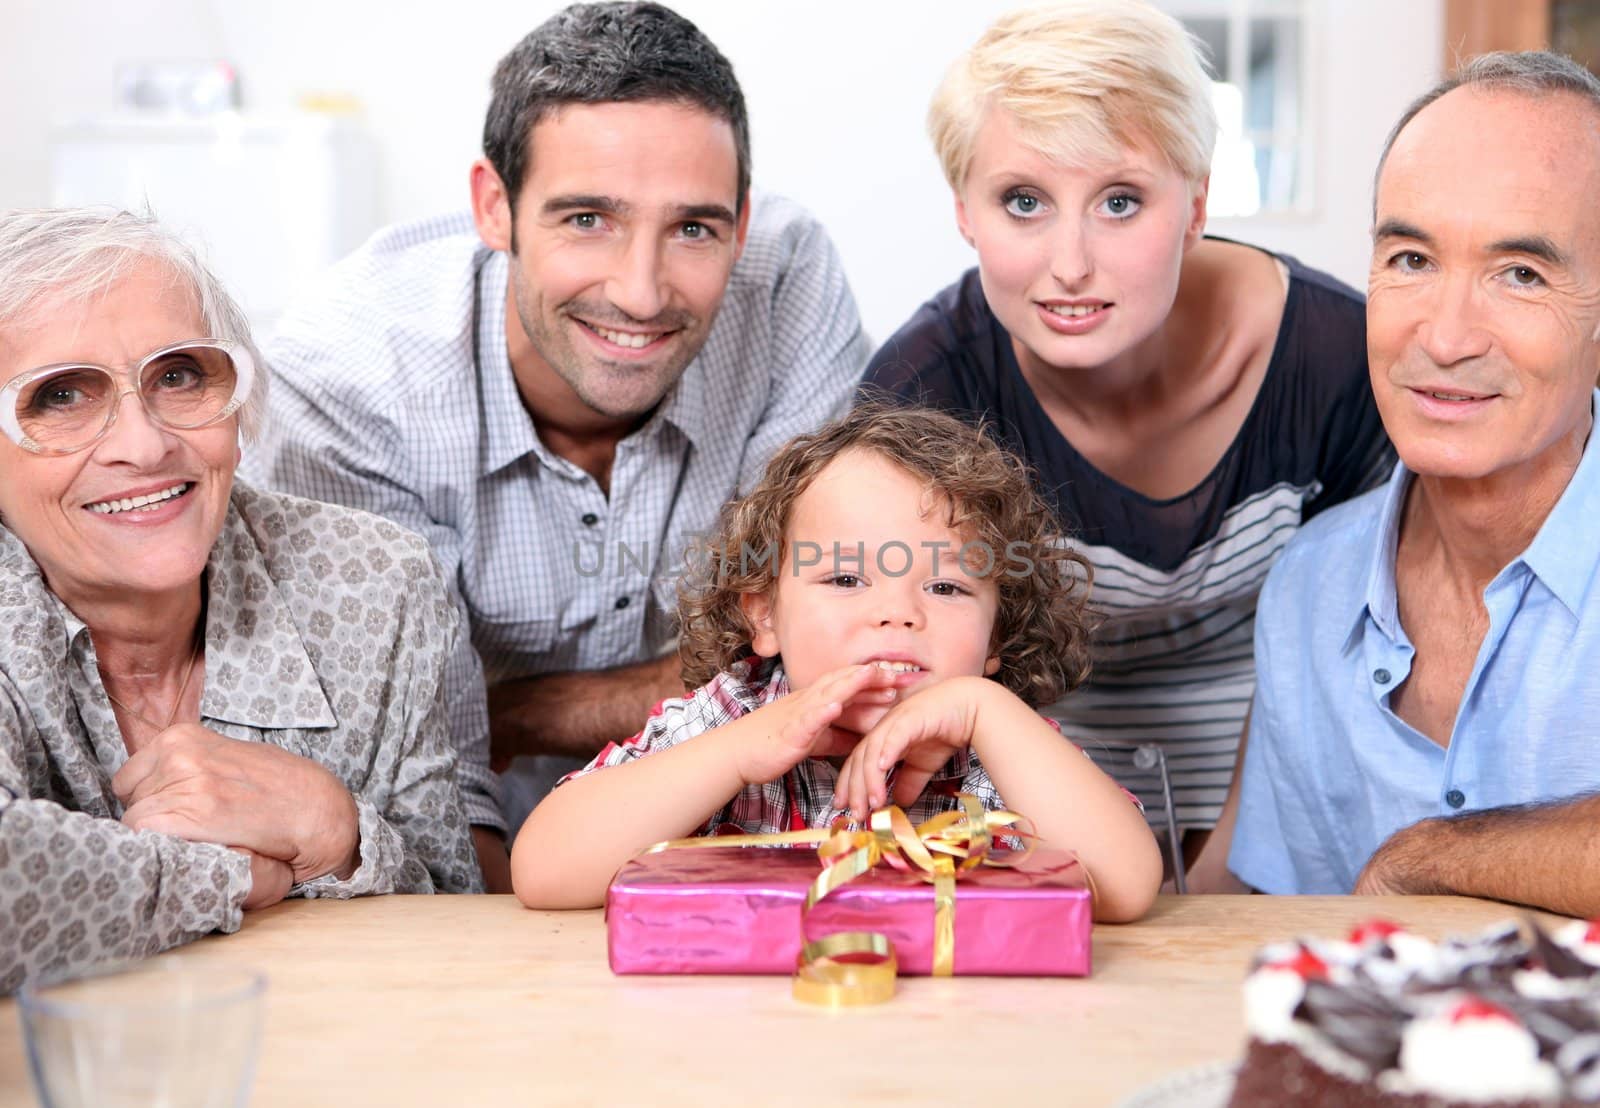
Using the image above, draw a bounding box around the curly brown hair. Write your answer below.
[677,403,1094,707]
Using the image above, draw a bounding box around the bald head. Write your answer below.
[1376,82,1600,247]
[1373,51,1600,214]
[1365,69,1600,486]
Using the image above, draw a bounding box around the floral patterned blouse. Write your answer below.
[0,482,482,991]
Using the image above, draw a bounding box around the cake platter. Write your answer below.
[1115,1060,1237,1108]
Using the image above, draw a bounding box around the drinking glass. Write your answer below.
[19,957,265,1108]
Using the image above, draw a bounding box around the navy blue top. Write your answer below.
[862,251,1391,572]
[860,245,1393,828]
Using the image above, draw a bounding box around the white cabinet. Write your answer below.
[51,113,379,336]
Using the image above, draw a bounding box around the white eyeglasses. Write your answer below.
[0,339,254,455]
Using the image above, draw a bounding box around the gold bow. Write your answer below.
[643,795,1064,1007]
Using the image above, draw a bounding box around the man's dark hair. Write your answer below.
[483,2,751,215]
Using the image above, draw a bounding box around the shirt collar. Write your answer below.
[654,354,707,448]
[1517,391,1600,616]
[1354,460,1413,644]
[476,250,545,476]
[0,520,35,580]
[1355,390,1600,641]
[197,493,338,730]
[723,657,790,707]
[475,248,709,477]
[5,492,336,732]
[0,524,76,681]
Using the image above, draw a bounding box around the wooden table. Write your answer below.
[0,895,1562,1107]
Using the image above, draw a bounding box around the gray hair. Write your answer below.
[1375,51,1600,204]
[0,206,267,443]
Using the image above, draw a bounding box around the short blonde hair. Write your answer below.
[929,0,1217,191]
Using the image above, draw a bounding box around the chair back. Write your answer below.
[1079,741,1187,893]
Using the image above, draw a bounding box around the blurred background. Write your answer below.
[2,0,1595,342]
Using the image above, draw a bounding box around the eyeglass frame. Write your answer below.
[0,338,256,456]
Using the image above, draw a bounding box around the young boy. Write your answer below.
[513,406,1162,921]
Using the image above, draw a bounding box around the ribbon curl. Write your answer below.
[643,795,1063,1007]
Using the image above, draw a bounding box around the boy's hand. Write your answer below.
[833,675,998,819]
[735,664,899,787]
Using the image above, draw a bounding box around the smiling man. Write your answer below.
[1228,52,1600,913]
[246,2,868,889]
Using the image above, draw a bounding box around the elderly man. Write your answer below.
[246,2,868,888]
[1228,51,1600,914]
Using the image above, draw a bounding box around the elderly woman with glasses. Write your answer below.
[0,208,482,991]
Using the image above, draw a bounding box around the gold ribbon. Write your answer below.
[642,795,1052,1007]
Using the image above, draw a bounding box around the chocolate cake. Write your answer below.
[1229,919,1600,1106]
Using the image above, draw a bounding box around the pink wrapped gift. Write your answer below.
[606,844,1093,976]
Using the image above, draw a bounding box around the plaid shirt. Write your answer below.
[564,661,1137,836]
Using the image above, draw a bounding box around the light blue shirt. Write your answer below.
[1230,393,1600,894]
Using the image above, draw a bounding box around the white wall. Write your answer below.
[0,0,1442,340]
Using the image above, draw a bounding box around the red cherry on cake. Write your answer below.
[1349,919,1406,944]
[1449,997,1517,1025]
[1582,920,1600,944]
[1265,945,1329,980]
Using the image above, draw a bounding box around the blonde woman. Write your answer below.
[863,0,1392,889]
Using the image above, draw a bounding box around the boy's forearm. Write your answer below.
[970,691,1162,923]
[509,721,754,909]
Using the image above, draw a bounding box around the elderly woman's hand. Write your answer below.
[114,724,361,883]
[235,848,294,910]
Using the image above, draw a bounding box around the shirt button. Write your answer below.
[581,512,599,526]
[1445,789,1465,809]
[615,595,631,610]
[1373,668,1392,685]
